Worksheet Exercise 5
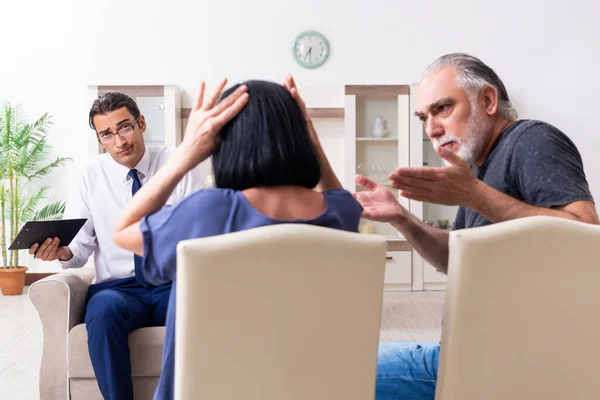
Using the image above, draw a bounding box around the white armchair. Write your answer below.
[174,223,388,400]
[29,267,164,400]
[436,216,600,400]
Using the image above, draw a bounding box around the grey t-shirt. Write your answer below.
[453,119,594,230]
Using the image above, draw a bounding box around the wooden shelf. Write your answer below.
[387,239,412,251]
[307,107,344,118]
[356,182,396,190]
[181,107,344,119]
[98,85,164,97]
[356,137,398,142]
[345,85,410,96]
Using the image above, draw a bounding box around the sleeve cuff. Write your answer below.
[58,245,80,269]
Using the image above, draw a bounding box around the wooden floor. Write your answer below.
[0,287,445,400]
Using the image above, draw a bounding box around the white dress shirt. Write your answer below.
[61,146,205,283]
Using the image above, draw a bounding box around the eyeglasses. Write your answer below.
[97,118,139,144]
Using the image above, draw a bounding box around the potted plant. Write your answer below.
[0,103,70,295]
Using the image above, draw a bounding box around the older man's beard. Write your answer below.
[434,105,492,166]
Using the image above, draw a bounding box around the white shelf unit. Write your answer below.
[344,85,412,291]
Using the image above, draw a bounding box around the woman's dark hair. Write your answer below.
[88,92,141,131]
[212,80,320,191]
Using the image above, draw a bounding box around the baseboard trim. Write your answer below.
[25,272,57,286]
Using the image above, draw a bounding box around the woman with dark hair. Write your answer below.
[112,75,363,399]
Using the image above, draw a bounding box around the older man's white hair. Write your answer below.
[422,53,518,120]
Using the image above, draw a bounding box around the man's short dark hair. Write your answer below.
[88,92,141,131]
[212,80,320,191]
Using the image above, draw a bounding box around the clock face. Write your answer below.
[293,31,329,69]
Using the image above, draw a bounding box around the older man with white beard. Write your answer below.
[354,53,599,400]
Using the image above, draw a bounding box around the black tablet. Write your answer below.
[8,219,87,250]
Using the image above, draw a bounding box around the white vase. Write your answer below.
[371,116,389,137]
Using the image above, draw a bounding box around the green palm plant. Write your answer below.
[0,102,71,268]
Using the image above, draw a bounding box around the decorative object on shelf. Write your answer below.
[292,30,330,69]
[369,163,377,181]
[356,163,364,176]
[369,162,388,182]
[371,116,389,138]
[368,162,397,184]
[379,162,387,182]
[358,220,373,234]
[437,219,451,230]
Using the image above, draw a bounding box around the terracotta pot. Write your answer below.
[0,267,28,295]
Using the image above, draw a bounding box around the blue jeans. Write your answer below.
[376,341,440,400]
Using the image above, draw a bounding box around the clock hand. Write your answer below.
[306,47,312,63]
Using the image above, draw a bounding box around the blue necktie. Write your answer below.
[128,169,151,287]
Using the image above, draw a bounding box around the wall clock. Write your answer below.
[292,30,330,69]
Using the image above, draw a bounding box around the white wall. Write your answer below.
[3,0,600,270]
